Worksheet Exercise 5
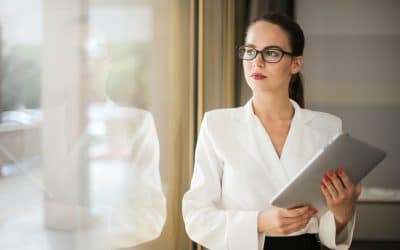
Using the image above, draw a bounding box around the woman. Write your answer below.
[182,13,361,250]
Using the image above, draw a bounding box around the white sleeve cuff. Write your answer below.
[318,211,356,250]
[227,210,261,250]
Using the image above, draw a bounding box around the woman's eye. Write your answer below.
[246,48,256,56]
[265,50,279,57]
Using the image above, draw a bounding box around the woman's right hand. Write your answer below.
[257,206,317,235]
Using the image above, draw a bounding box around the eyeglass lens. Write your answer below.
[239,46,284,63]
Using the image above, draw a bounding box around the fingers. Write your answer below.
[338,168,363,200]
[322,173,338,200]
[277,206,317,235]
[326,170,345,193]
[278,207,317,227]
[284,216,312,234]
[321,181,336,205]
[322,168,362,203]
[336,167,353,189]
[281,206,310,218]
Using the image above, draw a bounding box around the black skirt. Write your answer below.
[264,234,320,250]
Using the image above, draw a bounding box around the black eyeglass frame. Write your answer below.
[238,45,295,63]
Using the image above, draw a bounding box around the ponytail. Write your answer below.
[289,73,304,108]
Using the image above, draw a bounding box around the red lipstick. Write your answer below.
[250,73,266,80]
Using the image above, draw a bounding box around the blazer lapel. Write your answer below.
[234,101,266,168]
[251,116,289,189]
[235,100,287,190]
[280,100,321,179]
[235,99,322,190]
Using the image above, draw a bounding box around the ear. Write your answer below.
[290,56,304,74]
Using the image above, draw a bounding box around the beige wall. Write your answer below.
[297,0,400,240]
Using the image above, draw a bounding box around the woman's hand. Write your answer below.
[257,205,317,235]
[321,168,362,233]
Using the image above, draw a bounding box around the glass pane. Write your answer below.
[0,0,191,249]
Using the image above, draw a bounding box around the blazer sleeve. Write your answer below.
[182,113,260,250]
[318,210,356,250]
[106,112,166,248]
[318,116,357,250]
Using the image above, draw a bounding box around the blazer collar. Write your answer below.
[241,97,315,125]
[236,98,320,187]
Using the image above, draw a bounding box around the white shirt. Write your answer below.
[182,99,355,250]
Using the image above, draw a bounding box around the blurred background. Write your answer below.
[0,0,399,250]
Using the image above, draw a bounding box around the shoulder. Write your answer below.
[306,109,342,127]
[104,106,157,135]
[202,106,244,126]
[111,105,154,121]
[197,107,246,139]
[303,108,342,135]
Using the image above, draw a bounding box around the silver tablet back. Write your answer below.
[270,132,386,213]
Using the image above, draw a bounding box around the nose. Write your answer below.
[252,52,265,68]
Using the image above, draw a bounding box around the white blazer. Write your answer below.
[74,103,166,249]
[182,99,355,250]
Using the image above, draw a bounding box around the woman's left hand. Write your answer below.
[321,167,362,232]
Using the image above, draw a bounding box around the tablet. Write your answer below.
[270,132,386,214]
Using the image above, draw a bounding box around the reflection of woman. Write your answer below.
[88,103,166,249]
[57,30,167,249]
[183,13,361,250]
[84,34,166,249]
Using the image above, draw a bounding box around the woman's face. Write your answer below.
[86,40,111,101]
[243,21,303,95]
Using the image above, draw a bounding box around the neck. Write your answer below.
[252,91,293,121]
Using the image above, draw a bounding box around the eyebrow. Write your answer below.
[244,44,285,50]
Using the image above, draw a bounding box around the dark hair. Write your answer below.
[248,13,305,108]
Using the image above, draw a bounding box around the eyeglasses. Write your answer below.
[238,45,294,63]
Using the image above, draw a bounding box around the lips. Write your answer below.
[250,73,266,80]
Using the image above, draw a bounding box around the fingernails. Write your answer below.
[337,167,343,175]
[308,207,317,215]
[328,171,334,177]
[322,183,327,190]
[323,176,329,182]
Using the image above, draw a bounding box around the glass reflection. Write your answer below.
[0,1,166,249]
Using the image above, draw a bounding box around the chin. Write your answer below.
[251,82,285,95]
[249,80,271,90]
